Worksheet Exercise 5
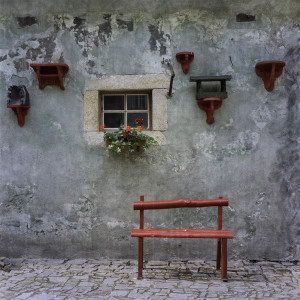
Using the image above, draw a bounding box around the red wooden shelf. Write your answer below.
[7,105,30,127]
[197,97,223,125]
[255,60,285,92]
[176,52,194,74]
[30,63,69,90]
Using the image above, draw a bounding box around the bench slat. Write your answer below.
[133,198,228,210]
[131,228,234,239]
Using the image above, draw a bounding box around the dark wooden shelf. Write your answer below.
[190,75,232,82]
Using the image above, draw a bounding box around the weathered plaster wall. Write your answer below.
[0,0,299,261]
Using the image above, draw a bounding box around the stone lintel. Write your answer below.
[85,74,170,91]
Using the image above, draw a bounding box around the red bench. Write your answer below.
[131,195,234,281]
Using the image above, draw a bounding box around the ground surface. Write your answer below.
[0,259,299,299]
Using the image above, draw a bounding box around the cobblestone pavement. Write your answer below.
[0,258,299,299]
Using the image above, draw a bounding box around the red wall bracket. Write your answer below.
[7,105,30,127]
[30,63,69,90]
[176,52,194,74]
[197,98,222,125]
[255,60,285,92]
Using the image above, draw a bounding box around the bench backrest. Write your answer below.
[134,197,228,210]
[134,196,228,230]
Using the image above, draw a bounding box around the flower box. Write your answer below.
[102,119,157,153]
[105,139,147,153]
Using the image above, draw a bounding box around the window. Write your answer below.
[100,91,151,129]
[84,74,170,146]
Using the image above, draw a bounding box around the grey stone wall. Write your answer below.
[0,0,299,261]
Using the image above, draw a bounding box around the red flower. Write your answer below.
[99,124,105,131]
[136,126,144,132]
[135,118,143,125]
[123,126,131,138]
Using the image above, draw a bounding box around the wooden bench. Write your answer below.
[131,195,234,281]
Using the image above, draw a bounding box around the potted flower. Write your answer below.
[101,119,158,153]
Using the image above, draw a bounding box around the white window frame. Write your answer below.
[101,92,150,130]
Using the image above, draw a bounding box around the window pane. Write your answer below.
[104,113,124,128]
[127,95,148,110]
[127,113,148,128]
[104,95,124,110]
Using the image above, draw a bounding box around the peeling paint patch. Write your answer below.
[13,58,29,72]
[57,16,95,57]
[3,184,35,213]
[8,50,19,58]
[26,48,43,61]
[37,34,58,62]
[0,54,7,62]
[244,215,257,240]
[107,219,127,229]
[88,60,95,67]
[236,14,255,22]
[195,130,260,161]
[251,105,272,129]
[97,14,112,45]
[70,17,88,38]
[116,15,133,31]
[73,16,85,28]
[148,24,167,55]
[17,16,38,28]
[51,122,63,132]
[53,14,72,30]
[58,53,65,63]
[222,131,260,156]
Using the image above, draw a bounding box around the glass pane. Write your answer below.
[127,113,148,128]
[104,95,124,110]
[104,113,124,128]
[127,95,148,110]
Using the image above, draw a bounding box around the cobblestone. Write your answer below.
[0,259,299,299]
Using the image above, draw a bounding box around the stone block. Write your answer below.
[84,90,99,132]
[152,89,168,131]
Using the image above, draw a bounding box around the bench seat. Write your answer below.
[131,228,234,239]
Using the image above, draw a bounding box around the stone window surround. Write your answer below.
[84,74,170,146]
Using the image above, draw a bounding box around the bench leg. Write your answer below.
[138,237,143,279]
[221,239,228,282]
[216,238,221,270]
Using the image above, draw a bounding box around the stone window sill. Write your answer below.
[85,131,166,147]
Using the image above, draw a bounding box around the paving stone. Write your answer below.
[208,286,228,293]
[110,290,129,297]
[189,283,209,289]
[48,276,69,284]
[0,259,299,299]
[102,277,119,285]
[65,259,88,265]
[15,292,34,299]
[169,293,194,298]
